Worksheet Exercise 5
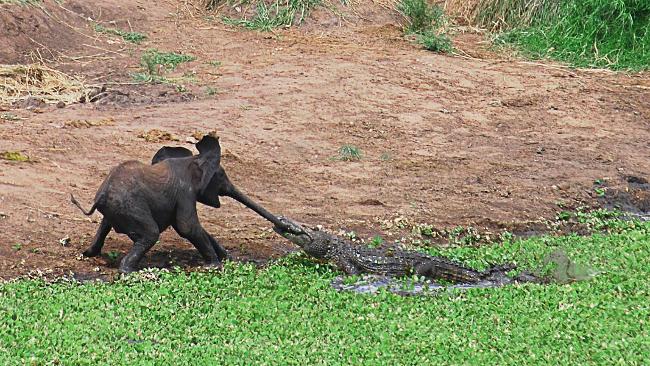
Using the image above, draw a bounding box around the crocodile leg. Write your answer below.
[337,258,361,275]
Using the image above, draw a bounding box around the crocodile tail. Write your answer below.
[478,263,546,284]
[417,259,483,283]
[481,263,516,277]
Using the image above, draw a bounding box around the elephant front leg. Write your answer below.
[206,235,228,261]
[173,204,227,266]
[179,227,224,267]
[82,217,112,257]
[173,223,225,266]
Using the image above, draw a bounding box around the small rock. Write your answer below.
[56,101,66,108]
[16,96,46,110]
[79,86,106,103]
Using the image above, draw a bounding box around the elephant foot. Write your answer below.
[118,264,138,274]
[82,248,101,257]
[203,260,223,270]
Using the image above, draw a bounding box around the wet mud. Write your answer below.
[600,175,650,221]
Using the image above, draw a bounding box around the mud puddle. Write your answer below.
[599,175,650,221]
[330,275,520,296]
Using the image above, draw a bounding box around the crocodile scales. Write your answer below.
[274,218,540,284]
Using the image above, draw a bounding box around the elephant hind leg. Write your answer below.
[83,217,112,257]
[119,235,159,274]
[119,219,160,274]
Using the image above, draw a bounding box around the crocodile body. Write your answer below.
[274,218,531,284]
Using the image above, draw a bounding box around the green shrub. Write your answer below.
[222,0,321,31]
[140,49,196,73]
[336,144,362,161]
[417,31,453,53]
[94,24,147,44]
[397,0,452,53]
[133,49,196,83]
[397,0,444,33]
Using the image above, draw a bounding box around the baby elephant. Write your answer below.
[71,135,292,273]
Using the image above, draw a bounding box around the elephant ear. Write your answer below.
[196,132,220,155]
[151,146,193,165]
[192,135,222,194]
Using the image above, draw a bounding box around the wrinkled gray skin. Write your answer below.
[274,217,542,285]
[71,135,296,273]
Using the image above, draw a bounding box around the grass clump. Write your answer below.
[222,0,321,31]
[398,0,452,53]
[132,49,196,83]
[94,24,147,44]
[0,151,29,162]
[0,223,649,363]
[473,0,650,70]
[336,144,362,161]
[399,0,444,33]
[0,113,19,121]
[0,151,31,162]
[205,86,219,96]
[417,30,453,53]
[0,0,41,4]
[141,49,196,72]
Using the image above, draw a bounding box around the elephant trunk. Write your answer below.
[224,187,291,230]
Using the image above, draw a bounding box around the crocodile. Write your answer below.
[274,218,541,284]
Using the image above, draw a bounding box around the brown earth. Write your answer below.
[0,0,649,280]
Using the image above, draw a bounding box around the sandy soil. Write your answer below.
[1,0,648,279]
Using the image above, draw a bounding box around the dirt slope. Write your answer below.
[0,0,648,279]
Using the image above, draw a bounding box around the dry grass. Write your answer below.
[442,0,480,24]
[63,117,115,129]
[443,0,559,31]
[137,129,181,143]
[0,64,88,106]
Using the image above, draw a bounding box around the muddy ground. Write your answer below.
[0,0,648,280]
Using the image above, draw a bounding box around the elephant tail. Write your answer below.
[70,193,99,216]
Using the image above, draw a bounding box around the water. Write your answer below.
[330,275,518,296]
